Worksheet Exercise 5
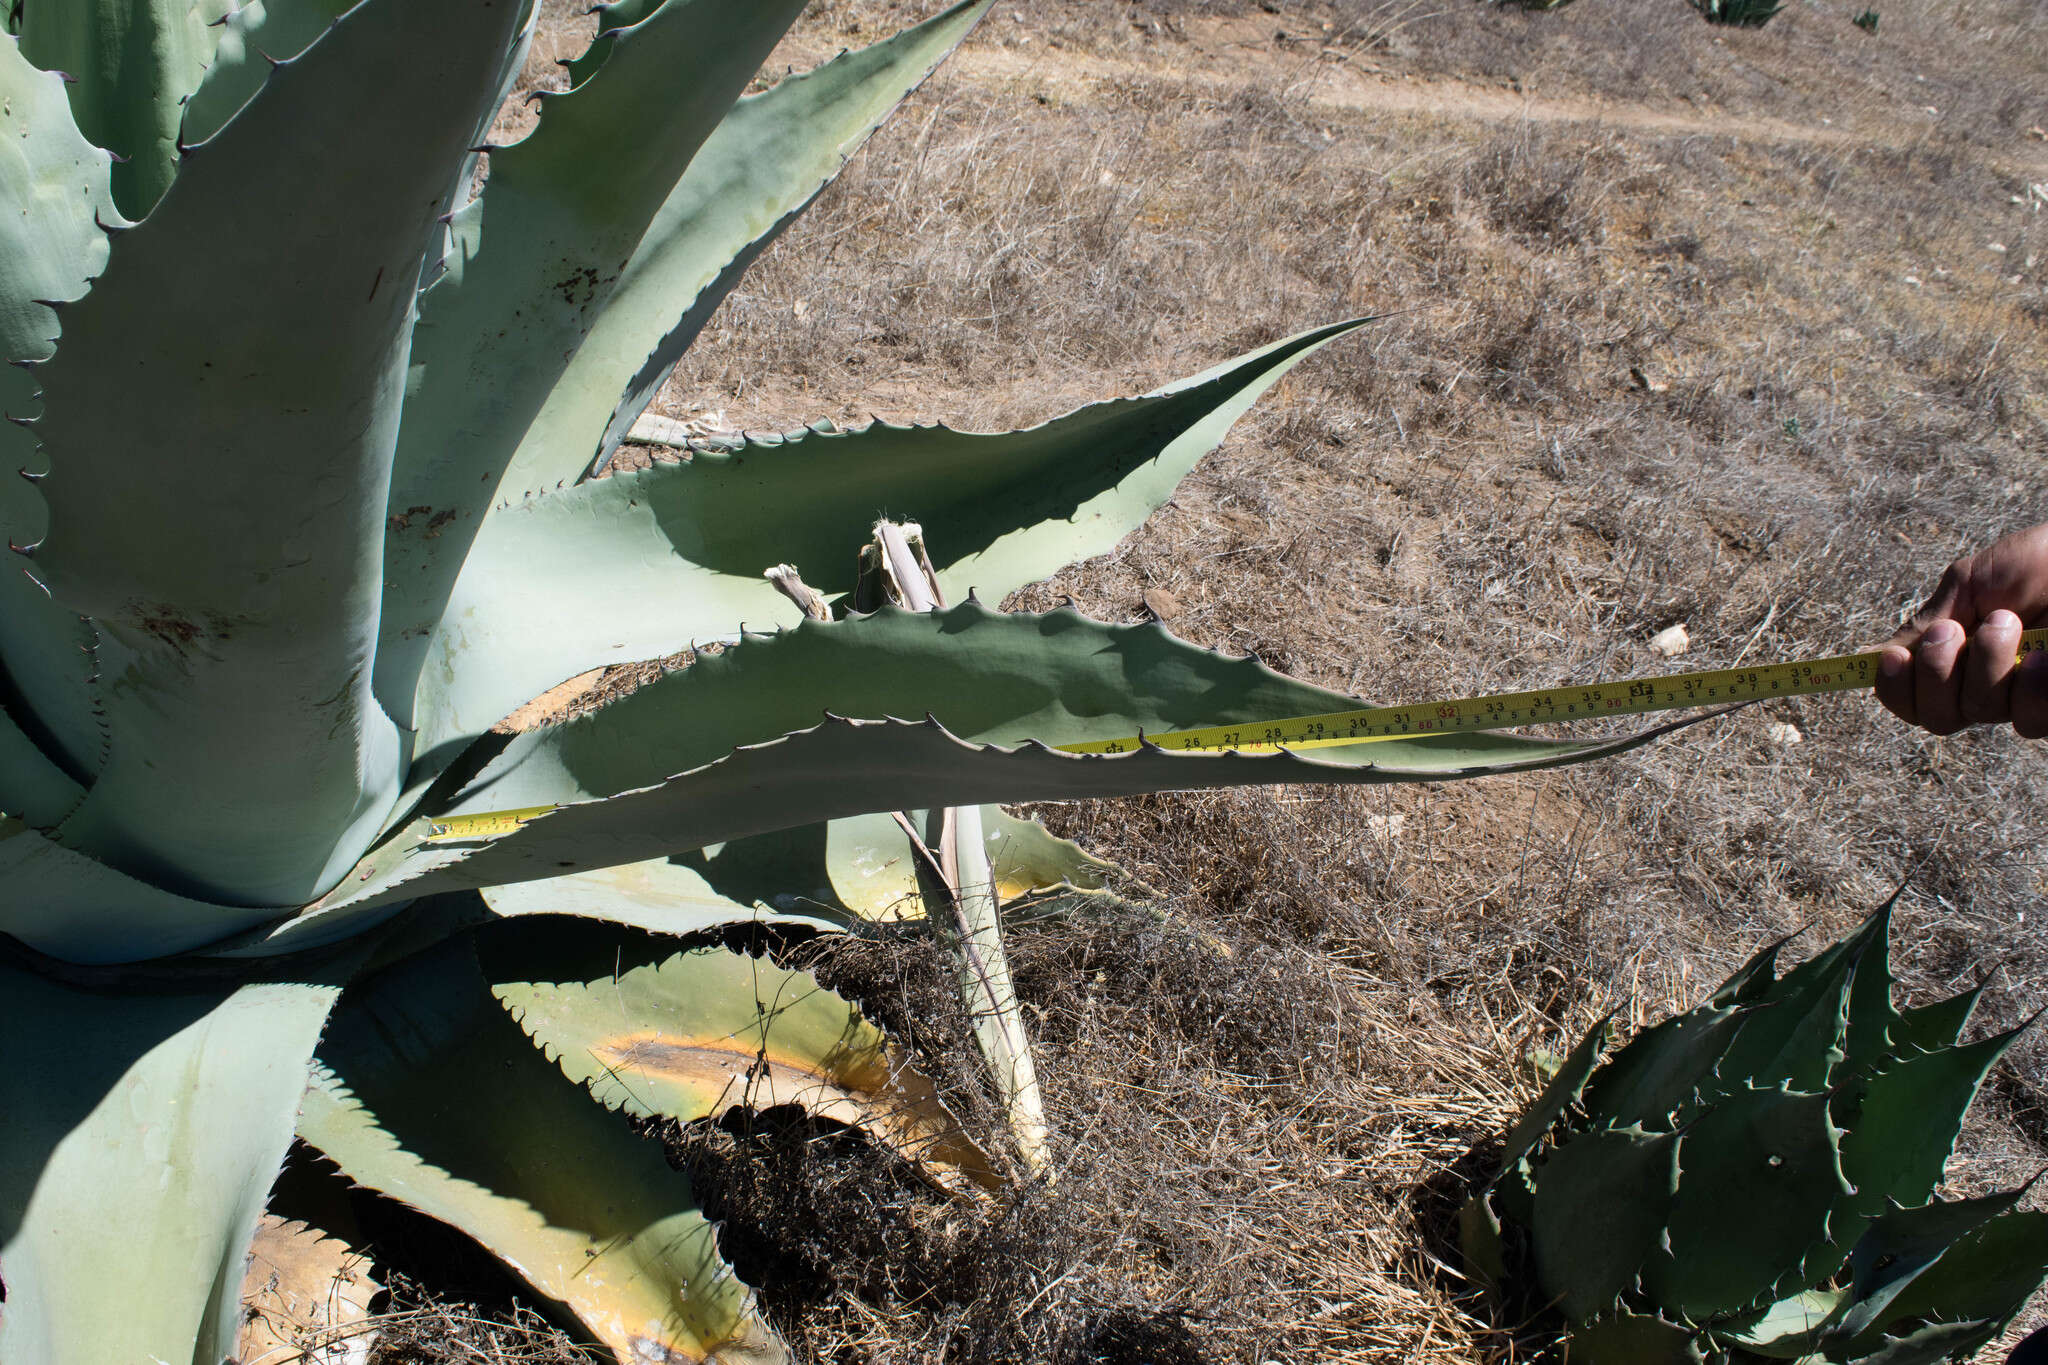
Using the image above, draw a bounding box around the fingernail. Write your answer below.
[1985,608,2020,631]
[1926,619,1963,645]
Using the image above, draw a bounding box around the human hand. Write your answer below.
[1875,522,2048,738]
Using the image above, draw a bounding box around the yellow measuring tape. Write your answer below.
[1055,629,2048,756]
[423,630,2046,840]
[423,804,561,843]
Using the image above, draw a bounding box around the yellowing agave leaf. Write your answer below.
[478,918,1000,1192]
[236,1215,381,1365]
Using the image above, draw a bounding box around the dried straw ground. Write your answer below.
[364,1,2048,1361]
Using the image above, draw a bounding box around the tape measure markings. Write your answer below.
[423,804,560,843]
[1056,629,2048,756]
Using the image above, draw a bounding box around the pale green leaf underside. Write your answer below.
[401,319,1367,770]
[519,0,992,489]
[478,851,850,935]
[34,0,526,906]
[684,805,1113,924]
[0,967,340,1365]
[478,804,1106,935]
[0,33,119,784]
[480,921,998,1187]
[301,940,785,1364]
[233,605,1690,952]
[376,0,811,738]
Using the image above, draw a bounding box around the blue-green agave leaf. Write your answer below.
[377,0,813,740]
[181,0,364,143]
[1892,981,1984,1054]
[1579,1002,1747,1133]
[1648,1085,1851,1321]
[1840,1318,2008,1365]
[0,33,119,786]
[12,0,236,217]
[32,0,527,906]
[396,320,1368,785]
[1691,933,1855,1114]
[1837,1211,2048,1355]
[1834,1186,2033,1342]
[1489,1013,1612,1224]
[0,963,340,1364]
[1458,1188,1509,1294]
[1567,1312,1706,1365]
[1835,1021,2033,1226]
[239,604,1699,953]
[1531,1126,1680,1321]
[299,938,787,1364]
[514,0,992,489]
[0,815,279,962]
[1705,929,1795,1008]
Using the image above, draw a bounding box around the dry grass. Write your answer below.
[328,0,2048,1360]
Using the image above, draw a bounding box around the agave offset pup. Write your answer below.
[1461,902,2048,1364]
[0,2,1680,1361]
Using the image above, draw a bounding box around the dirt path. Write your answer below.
[957,12,2048,177]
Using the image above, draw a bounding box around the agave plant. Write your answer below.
[1460,902,2048,1365]
[0,2,1687,1361]
[1691,0,1783,25]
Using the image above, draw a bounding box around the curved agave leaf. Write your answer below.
[233,605,1696,952]
[1705,929,1797,1008]
[0,964,341,1365]
[0,816,278,963]
[1567,1311,1705,1365]
[1835,1186,2033,1342]
[675,806,1112,924]
[1837,1210,2048,1355]
[181,0,361,143]
[1835,1021,2032,1225]
[377,0,812,740]
[1531,1126,1679,1321]
[515,0,991,489]
[1892,981,1984,1054]
[0,33,119,786]
[480,854,851,936]
[299,939,786,1364]
[12,0,236,217]
[1488,1014,1611,1223]
[397,320,1368,778]
[1647,1086,1850,1321]
[1692,933,1855,1115]
[236,1214,382,1365]
[0,697,83,832]
[478,917,1000,1190]
[1709,1288,1848,1358]
[33,0,526,905]
[1578,1002,1746,1133]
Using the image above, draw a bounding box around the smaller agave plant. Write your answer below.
[1691,0,1784,25]
[1460,900,2048,1365]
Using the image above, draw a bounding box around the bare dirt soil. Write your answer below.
[366,1,2048,1361]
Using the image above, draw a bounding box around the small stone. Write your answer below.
[1141,587,1181,620]
[1365,813,1408,840]
[1765,721,1804,747]
[1648,624,1690,658]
